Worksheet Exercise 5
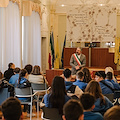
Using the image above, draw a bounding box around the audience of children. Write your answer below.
[95,71,114,94]
[43,76,71,114]
[82,67,92,83]
[104,105,120,120]
[63,68,83,98]
[1,97,23,120]
[4,63,15,80]
[73,71,87,91]
[9,67,20,86]
[105,67,117,83]
[1,64,120,119]
[28,65,48,84]
[105,72,120,90]
[62,99,84,120]
[85,80,113,115]
[80,93,103,120]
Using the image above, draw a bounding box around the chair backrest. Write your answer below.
[15,87,32,96]
[42,107,62,120]
[0,88,10,105]
[104,93,114,102]
[114,91,120,98]
[31,83,47,90]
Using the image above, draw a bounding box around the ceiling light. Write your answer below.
[61,4,65,7]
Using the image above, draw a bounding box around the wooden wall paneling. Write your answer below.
[91,48,116,70]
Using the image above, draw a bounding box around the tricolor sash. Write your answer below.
[73,53,81,66]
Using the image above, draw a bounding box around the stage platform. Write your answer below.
[46,68,120,85]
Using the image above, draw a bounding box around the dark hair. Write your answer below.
[18,69,28,84]
[0,71,3,79]
[13,67,20,74]
[85,80,105,105]
[50,76,67,114]
[76,71,84,80]
[95,71,106,79]
[104,106,120,120]
[31,65,41,75]
[82,67,92,83]
[1,97,22,120]
[63,99,83,120]
[24,64,33,74]
[63,69,71,78]
[77,47,82,51]
[106,72,113,80]
[8,63,14,69]
[80,93,95,110]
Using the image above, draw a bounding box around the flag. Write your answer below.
[61,34,66,68]
[54,38,60,69]
[114,37,119,64]
[48,53,52,69]
[50,32,55,68]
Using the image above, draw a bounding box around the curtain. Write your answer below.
[0,1,21,72]
[22,11,41,68]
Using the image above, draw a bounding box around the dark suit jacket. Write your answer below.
[70,53,86,75]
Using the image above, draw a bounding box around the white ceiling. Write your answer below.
[50,0,120,5]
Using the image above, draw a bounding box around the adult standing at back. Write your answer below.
[4,63,15,80]
[70,47,86,75]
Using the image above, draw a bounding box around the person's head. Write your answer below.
[85,80,103,99]
[76,47,82,55]
[51,76,66,96]
[82,67,92,83]
[76,71,84,81]
[13,67,20,74]
[104,106,120,120]
[63,69,71,80]
[50,76,67,114]
[62,99,84,120]
[24,64,33,74]
[105,67,114,75]
[0,71,3,79]
[95,71,106,82]
[1,97,22,120]
[18,69,28,84]
[32,65,41,75]
[106,72,113,80]
[80,93,95,111]
[8,63,15,69]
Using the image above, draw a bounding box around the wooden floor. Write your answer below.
[0,110,43,120]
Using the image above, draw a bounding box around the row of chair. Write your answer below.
[0,82,51,120]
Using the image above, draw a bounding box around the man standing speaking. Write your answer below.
[70,47,86,75]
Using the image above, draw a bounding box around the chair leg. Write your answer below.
[37,95,40,118]
[30,103,32,120]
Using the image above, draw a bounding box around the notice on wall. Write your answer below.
[67,5,117,42]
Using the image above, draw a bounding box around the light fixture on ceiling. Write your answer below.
[61,4,65,7]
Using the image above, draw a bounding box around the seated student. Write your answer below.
[24,64,33,75]
[15,69,31,114]
[104,106,120,120]
[80,93,103,120]
[4,63,15,80]
[63,69,83,98]
[95,71,114,94]
[106,72,120,90]
[85,80,113,115]
[43,76,71,115]
[28,65,48,84]
[82,67,92,83]
[62,99,84,120]
[105,67,117,83]
[1,97,23,120]
[73,71,87,91]
[9,67,20,86]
